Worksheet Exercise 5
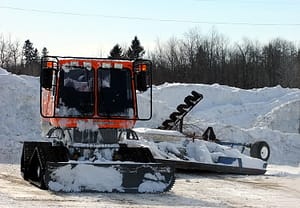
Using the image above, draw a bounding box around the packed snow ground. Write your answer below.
[1,67,300,207]
[1,163,300,208]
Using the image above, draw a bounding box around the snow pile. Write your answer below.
[255,100,300,133]
[0,68,40,163]
[138,83,300,131]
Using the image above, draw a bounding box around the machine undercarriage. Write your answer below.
[21,127,175,193]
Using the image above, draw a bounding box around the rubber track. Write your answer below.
[45,162,175,193]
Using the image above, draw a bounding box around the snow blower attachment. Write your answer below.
[158,91,203,132]
[154,91,269,175]
[21,56,175,193]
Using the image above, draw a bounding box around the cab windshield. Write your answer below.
[56,67,134,118]
[98,68,134,117]
[57,67,94,116]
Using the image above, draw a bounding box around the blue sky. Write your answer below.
[0,0,299,57]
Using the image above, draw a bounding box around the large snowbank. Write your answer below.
[0,67,300,166]
[138,83,300,131]
[0,68,40,163]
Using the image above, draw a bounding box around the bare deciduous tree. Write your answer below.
[0,35,7,68]
[151,28,300,89]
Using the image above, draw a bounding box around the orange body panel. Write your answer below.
[49,118,136,129]
[41,89,54,117]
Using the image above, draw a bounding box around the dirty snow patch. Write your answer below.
[77,120,99,132]
[138,172,168,193]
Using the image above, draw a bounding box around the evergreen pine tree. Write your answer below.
[22,39,40,76]
[108,44,123,58]
[127,36,145,59]
[22,40,39,66]
[42,47,49,57]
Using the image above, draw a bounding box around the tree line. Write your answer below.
[0,35,142,76]
[1,31,300,89]
[149,29,300,89]
[0,35,48,76]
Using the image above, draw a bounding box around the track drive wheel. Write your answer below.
[35,163,46,189]
[29,148,47,189]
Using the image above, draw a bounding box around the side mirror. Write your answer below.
[41,59,58,89]
[136,71,147,92]
[134,60,152,120]
[134,61,151,92]
[41,67,54,89]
